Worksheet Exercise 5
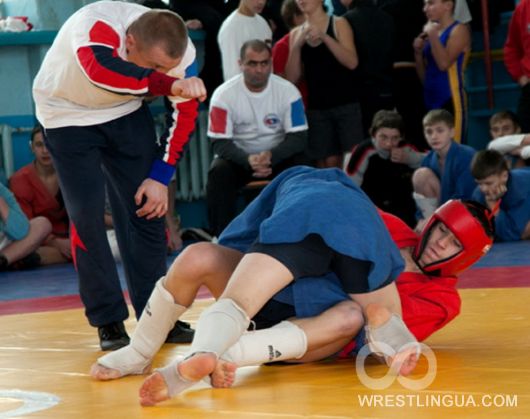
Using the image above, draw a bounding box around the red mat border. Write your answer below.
[458,266,530,289]
[2,267,529,316]
[0,286,213,316]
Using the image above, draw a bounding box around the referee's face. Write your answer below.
[240,48,272,92]
[126,35,181,73]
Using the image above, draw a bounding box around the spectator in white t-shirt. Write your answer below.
[218,0,272,81]
[206,39,308,236]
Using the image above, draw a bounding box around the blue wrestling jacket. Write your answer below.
[219,166,404,294]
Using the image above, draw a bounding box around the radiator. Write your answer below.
[154,108,212,201]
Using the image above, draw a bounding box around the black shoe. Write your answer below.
[9,252,41,271]
[0,254,8,272]
[180,228,213,242]
[98,321,130,351]
[165,320,195,344]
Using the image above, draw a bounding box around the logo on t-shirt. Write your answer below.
[263,113,280,130]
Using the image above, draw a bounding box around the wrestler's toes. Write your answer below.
[139,371,169,406]
[398,352,419,376]
[211,360,237,388]
[388,346,419,376]
[223,362,237,387]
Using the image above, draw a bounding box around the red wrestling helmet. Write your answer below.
[413,200,495,277]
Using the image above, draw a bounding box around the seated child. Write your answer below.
[9,126,71,265]
[412,109,476,229]
[346,110,426,227]
[471,149,530,241]
[489,110,520,139]
[488,110,526,168]
[0,182,51,270]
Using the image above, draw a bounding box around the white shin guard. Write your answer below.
[189,298,250,358]
[130,278,187,359]
[97,277,186,376]
[221,321,308,367]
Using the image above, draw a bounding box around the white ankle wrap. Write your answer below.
[365,314,420,359]
[157,359,196,397]
[221,320,308,367]
[189,298,250,358]
[96,345,151,377]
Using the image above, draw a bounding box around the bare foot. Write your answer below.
[139,352,217,406]
[210,359,237,388]
[139,371,169,406]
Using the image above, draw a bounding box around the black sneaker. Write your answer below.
[9,252,41,270]
[98,321,130,351]
[180,228,213,242]
[0,254,8,272]
[165,320,195,344]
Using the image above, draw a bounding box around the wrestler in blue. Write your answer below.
[219,165,405,294]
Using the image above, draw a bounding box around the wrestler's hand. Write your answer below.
[171,77,207,102]
[135,179,168,220]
